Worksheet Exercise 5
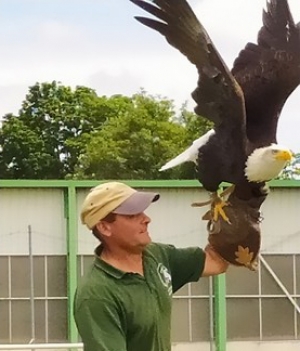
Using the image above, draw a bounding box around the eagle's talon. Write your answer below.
[202,210,212,221]
[207,219,221,234]
[247,259,259,271]
[192,190,232,224]
[213,200,231,224]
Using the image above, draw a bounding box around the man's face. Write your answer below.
[103,212,152,252]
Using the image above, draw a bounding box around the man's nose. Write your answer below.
[142,212,151,223]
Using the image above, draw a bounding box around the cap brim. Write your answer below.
[112,191,160,215]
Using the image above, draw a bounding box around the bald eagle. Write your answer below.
[130,0,299,221]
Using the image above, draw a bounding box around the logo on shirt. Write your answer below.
[157,263,172,295]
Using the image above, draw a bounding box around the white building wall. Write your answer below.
[260,188,300,253]
[1,186,300,256]
[0,188,66,255]
[76,188,99,255]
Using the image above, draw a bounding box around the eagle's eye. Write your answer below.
[271,150,278,155]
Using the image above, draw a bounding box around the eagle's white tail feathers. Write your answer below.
[159,129,215,171]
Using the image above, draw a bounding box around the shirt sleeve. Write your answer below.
[160,244,206,293]
[75,298,127,351]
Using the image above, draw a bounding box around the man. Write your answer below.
[74,181,228,351]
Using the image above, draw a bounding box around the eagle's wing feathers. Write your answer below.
[232,0,300,146]
[159,129,215,171]
[130,0,246,129]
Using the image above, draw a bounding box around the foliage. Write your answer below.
[278,153,300,180]
[75,92,188,179]
[0,82,212,180]
[0,82,115,178]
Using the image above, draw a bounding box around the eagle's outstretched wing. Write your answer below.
[129,0,251,192]
[130,0,246,130]
[232,0,300,147]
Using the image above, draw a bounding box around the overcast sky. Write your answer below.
[1,0,300,152]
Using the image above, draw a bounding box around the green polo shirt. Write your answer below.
[74,242,205,351]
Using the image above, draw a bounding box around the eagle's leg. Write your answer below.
[191,185,235,224]
[219,184,235,198]
[212,185,235,223]
[211,192,231,223]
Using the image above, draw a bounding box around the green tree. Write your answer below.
[0,115,57,178]
[75,92,188,179]
[178,103,213,144]
[0,81,110,179]
[278,153,300,180]
[0,83,213,180]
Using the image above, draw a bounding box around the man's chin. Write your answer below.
[145,236,152,245]
[139,235,152,249]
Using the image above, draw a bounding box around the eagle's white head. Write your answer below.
[245,144,293,182]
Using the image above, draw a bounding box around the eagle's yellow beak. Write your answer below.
[275,150,293,161]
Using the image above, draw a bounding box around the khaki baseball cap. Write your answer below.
[80,182,160,229]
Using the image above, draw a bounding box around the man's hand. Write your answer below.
[202,245,229,277]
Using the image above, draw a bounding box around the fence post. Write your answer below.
[214,273,227,351]
[66,185,78,343]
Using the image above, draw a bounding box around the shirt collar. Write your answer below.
[93,245,126,279]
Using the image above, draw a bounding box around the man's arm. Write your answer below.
[201,245,229,277]
[152,243,228,293]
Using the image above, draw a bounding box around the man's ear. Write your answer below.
[96,221,112,238]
